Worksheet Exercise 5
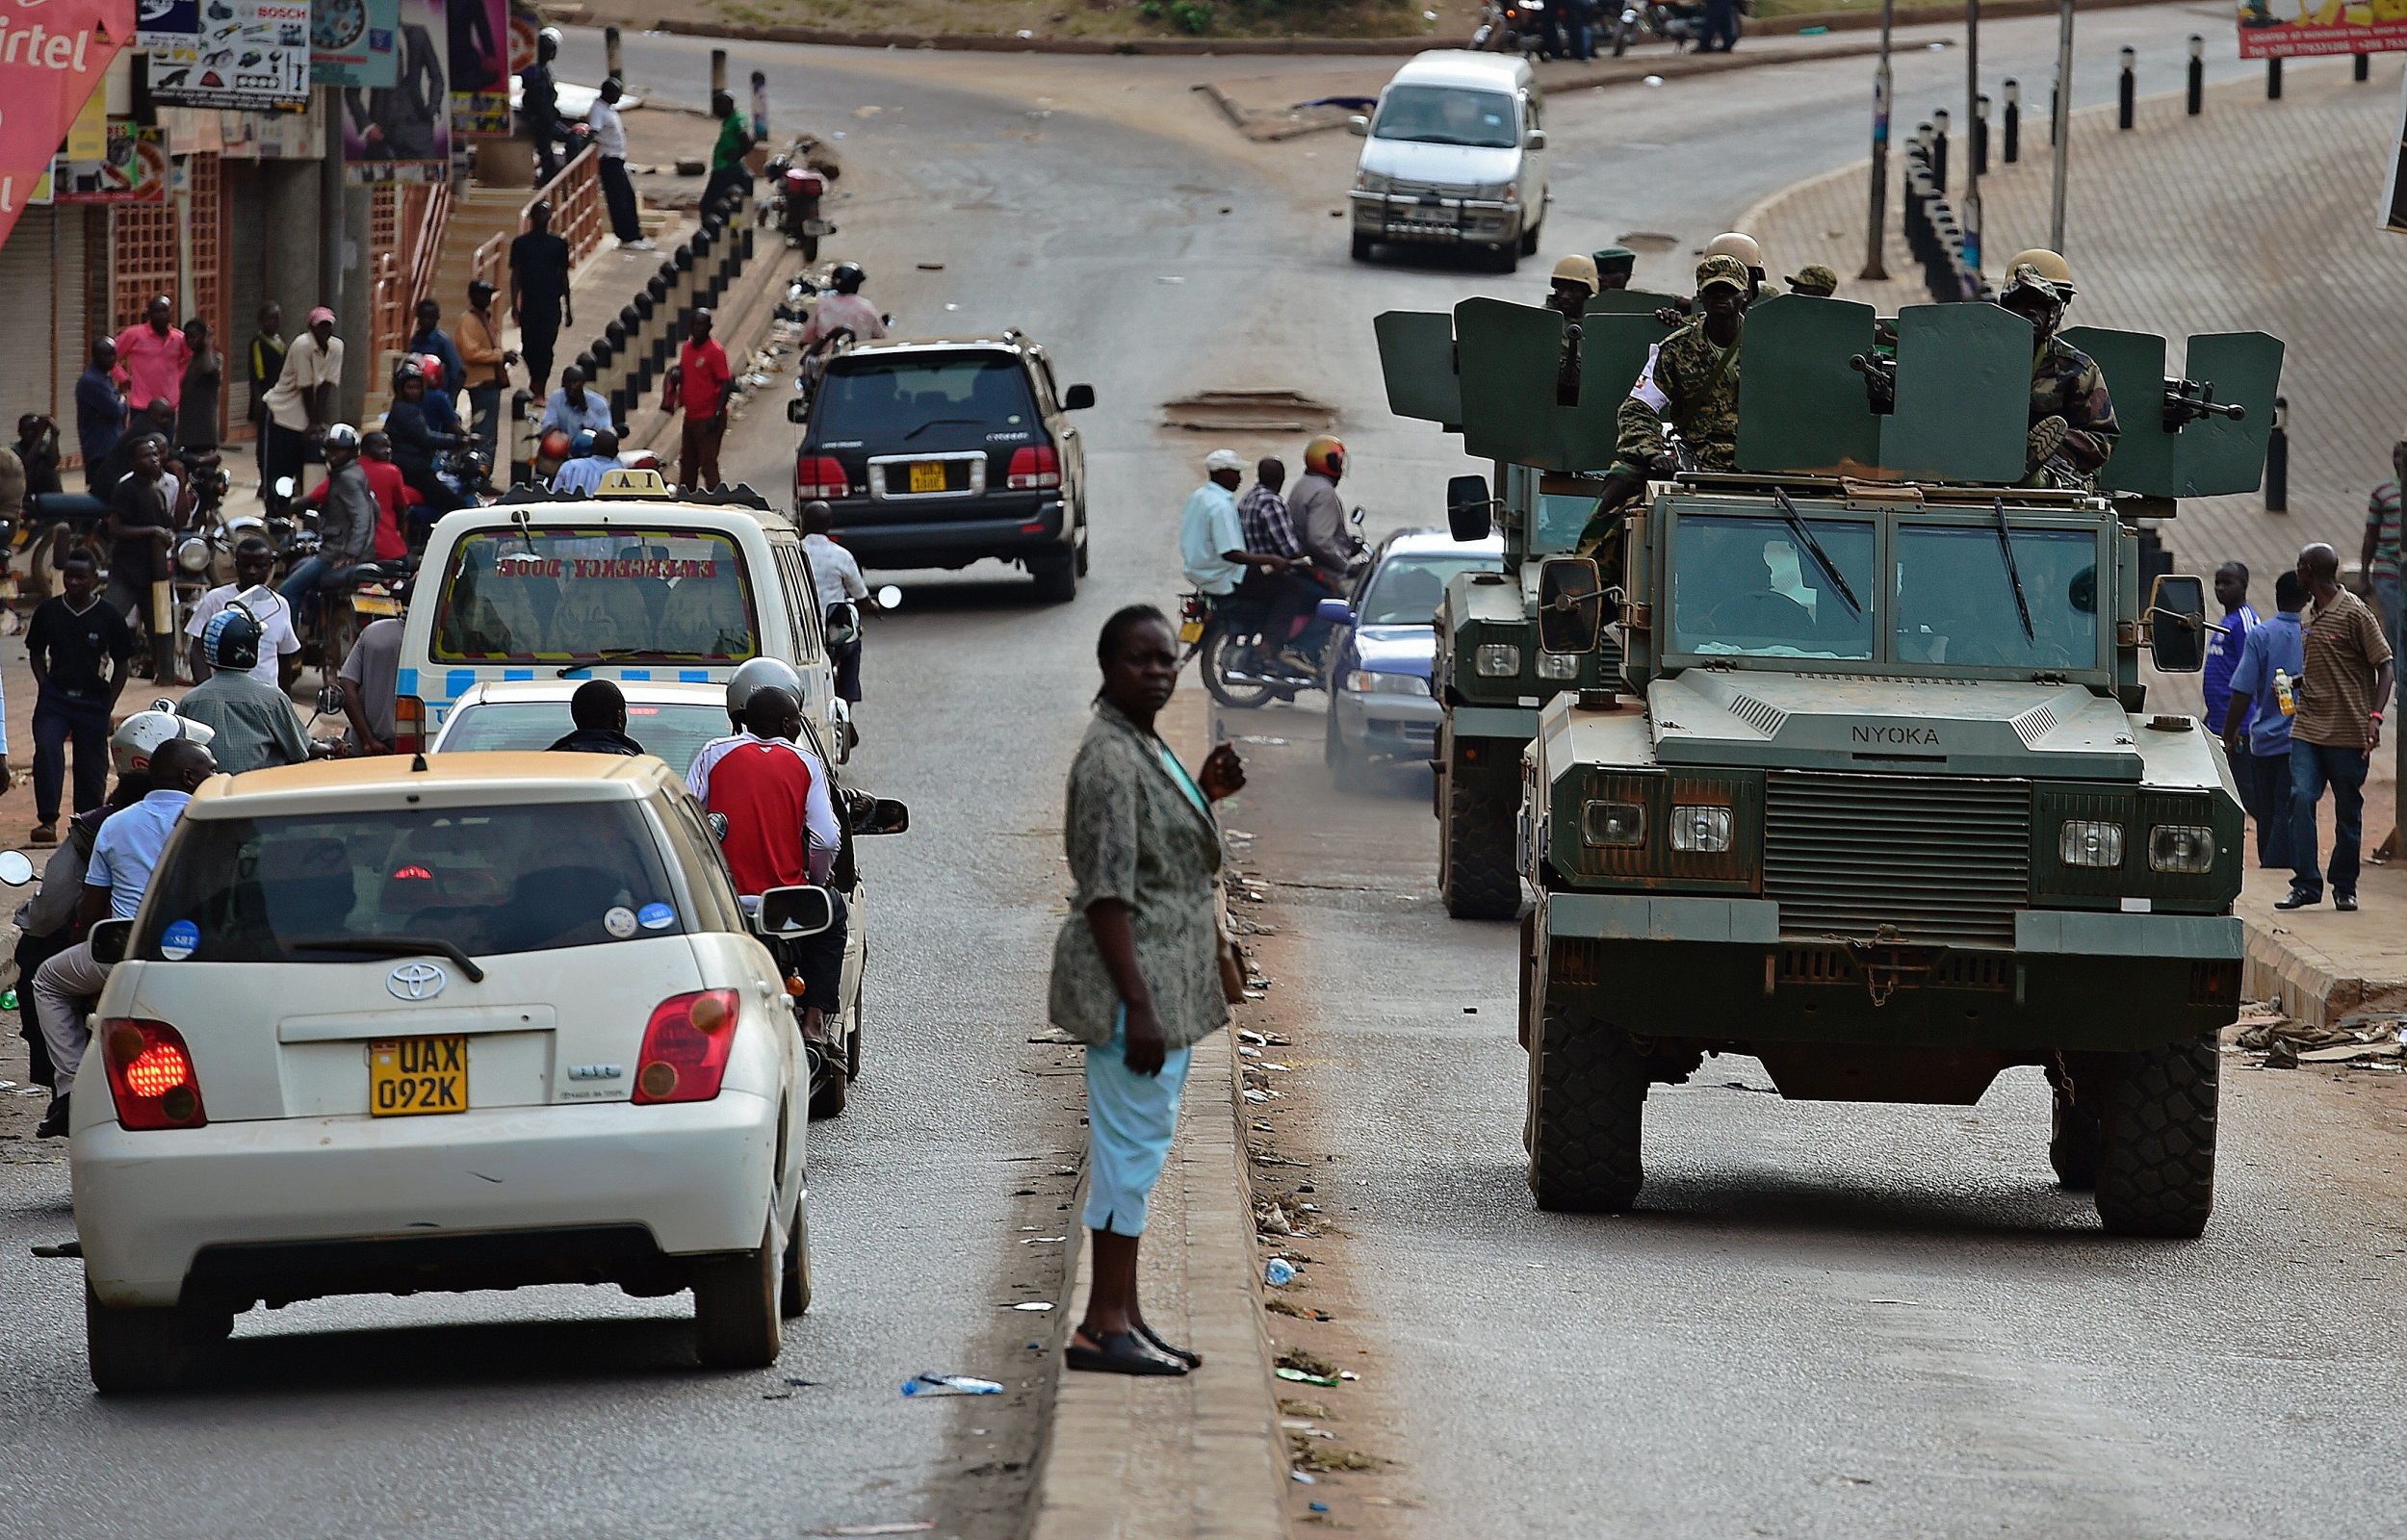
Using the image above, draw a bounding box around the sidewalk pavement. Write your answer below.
[1744,54,2407,590]
[2239,848,2407,1033]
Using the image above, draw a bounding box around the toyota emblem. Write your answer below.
[387,962,449,1001]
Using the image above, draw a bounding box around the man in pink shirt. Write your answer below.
[113,295,193,413]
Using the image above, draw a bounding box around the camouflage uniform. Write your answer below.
[2029,332,2120,478]
[1614,314,1742,474]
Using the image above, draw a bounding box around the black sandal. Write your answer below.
[1066,1329,1187,1376]
[1137,1322,1202,1368]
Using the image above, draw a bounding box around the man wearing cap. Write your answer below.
[1605,254,1748,506]
[1182,450,1307,654]
[1786,265,1840,298]
[260,306,345,517]
[1592,246,1638,293]
[1995,249,2118,485]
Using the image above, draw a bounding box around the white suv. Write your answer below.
[68,752,828,1392]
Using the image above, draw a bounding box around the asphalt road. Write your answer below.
[0,10,2295,1536]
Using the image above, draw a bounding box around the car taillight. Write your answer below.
[795,454,849,500]
[633,988,741,1105]
[1005,445,1061,490]
[394,695,427,754]
[99,1019,207,1131]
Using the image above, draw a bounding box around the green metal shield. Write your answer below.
[2177,331,2284,498]
[1374,310,1462,428]
[1878,303,2028,483]
[2059,326,2174,498]
[1583,289,1684,318]
[1452,297,1627,471]
[1734,294,1881,475]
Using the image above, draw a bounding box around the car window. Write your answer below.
[430,526,761,663]
[1360,553,1504,626]
[139,802,688,962]
[1372,86,1517,149]
[440,700,732,773]
[813,356,1039,442]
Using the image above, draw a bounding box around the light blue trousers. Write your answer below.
[1083,1009,1192,1238]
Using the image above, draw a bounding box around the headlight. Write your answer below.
[1536,652,1581,680]
[1354,169,1390,193]
[1668,805,1733,854]
[1582,800,1645,848]
[2148,824,2216,874]
[1474,643,1521,678]
[2058,819,2125,869]
[173,535,212,574]
[1344,669,1427,696]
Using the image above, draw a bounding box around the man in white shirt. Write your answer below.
[185,536,301,690]
[801,499,870,703]
[550,428,624,497]
[590,78,651,249]
[260,307,344,517]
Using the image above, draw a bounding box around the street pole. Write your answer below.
[2049,0,2073,252]
[1964,0,1982,275]
[1859,0,1896,282]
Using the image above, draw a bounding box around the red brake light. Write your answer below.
[1005,444,1060,491]
[100,1019,207,1131]
[633,988,742,1105]
[795,454,849,501]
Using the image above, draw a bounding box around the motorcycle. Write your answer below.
[1471,0,1550,53]
[1613,0,1714,54]
[1183,510,1369,710]
[764,146,839,262]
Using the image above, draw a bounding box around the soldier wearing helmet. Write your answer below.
[1287,435,1357,582]
[1704,232,1775,302]
[1592,246,1639,292]
[1548,255,1600,321]
[1996,247,2120,485]
[1603,254,1750,512]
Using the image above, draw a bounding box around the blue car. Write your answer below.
[1322,526,1506,785]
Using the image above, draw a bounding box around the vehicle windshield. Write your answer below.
[1893,524,2101,671]
[137,802,686,962]
[430,527,759,663]
[1371,86,1518,149]
[1360,552,1504,626]
[1669,513,1877,659]
[814,356,1038,442]
[439,701,732,773]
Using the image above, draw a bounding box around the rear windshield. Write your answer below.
[1360,553,1503,626]
[430,527,760,663]
[440,701,730,776]
[137,802,687,962]
[814,356,1039,443]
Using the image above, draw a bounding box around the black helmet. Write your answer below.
[203,605,263,672]
[829,261,867,295]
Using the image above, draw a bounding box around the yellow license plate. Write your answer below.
[351,594,400,616]
[369,1037,467,1116]
[1178,619,1204,644]
[907,461,947,493]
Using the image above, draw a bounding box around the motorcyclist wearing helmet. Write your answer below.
[384,360,468,520]
[1996,248,2120,485]
[172,606,316,775]
[551,427,624,497]
[1287,435,1357,583]
[278,424,379,615]
[801,262,889,355]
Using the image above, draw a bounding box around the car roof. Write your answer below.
[189,752,678,816]
[1389,50,1532,91]
[832,337,1036,364]
[451,680,727,708]
[429,500,800,535]
[1379,526,1508,560]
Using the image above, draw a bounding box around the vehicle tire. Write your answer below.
[1202,628,1278,710]
[1351,233,1375,263]
[86,1285,191,1394]
[780,1192,814,1319]
[1527,998,1647,1213]
[1491,242,1521,274]
[801,234,820,263]
[1074,518,1090,577]
[1441,762,1520,920]
[1519,218,1541,257]
[2047,1079,2102,1191]
[2093,1033,2218,1239]
[692,1213,784,1368]
[846,982,864,1081]
[1325,706,1373,793]
[808,1040,850,1119]
[1032,554,1077,603]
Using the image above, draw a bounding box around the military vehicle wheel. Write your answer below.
[1351,233,1374,262]
[1528,1000,1647,1213]
[1441,766,1519,920]
[2093,1034,2218,1239]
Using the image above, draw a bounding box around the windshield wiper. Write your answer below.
[900,417,986,443]
[291,937,488,983]
[1771,488,1861,616]
[1992,496,2034,643]
[556,647,664,678]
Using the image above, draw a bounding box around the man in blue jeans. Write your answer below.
[2280,543,2395,911]
[2223,570,2306,869]
[279,425,379,618]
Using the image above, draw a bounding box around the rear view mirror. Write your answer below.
[755,884,834,937]
[89,917,133,965]
[1063,383,1095,411]
[1538,556,1605,655]
[1315,597,1354,627]
[787,397,809,424]
[1447,475,1494,544]
[707,810,731,844]
[315,683,346,717]
[2147,573,2208,674]
[0,850,32,886]
[1524,128,1547,152]
[874,584,901,610]
[1348,115,1370,137]
[823,601,861,650]
[852,796,910,836]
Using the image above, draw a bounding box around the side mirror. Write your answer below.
[754,884,834,938]
[1538,556,1606,655]
[829,697,854,765]
[315,683,346,717]
[874,583,902,611]
[0,850,32,886]
[823,600,861,650]
[1347,115,1370,137]
[2146,573,2208,674]
[89,917,134,966]
[852,796,910,836]
[1524,128,1547,152]
[1063,383,1095,411]
[707,810,731,844]
[272,476,297,499]
[1316,597,1355,627]
[787,397,809,424]
[1446,474,1494,544]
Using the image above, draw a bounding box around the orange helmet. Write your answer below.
[1304,434,1346,479]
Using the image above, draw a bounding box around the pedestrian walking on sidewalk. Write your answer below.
[2224,570,2306,869]
[24,553,130,847]
[591,78,651,248]
[458,280,514,471]
[704,91,755,215]
[1049,604,1244,1377]
[510,201,574,398]
[2363,438,2405,692]
[2279,543,2396,912]
[670,309,734,493]
[2202,561,2260,747]
[520,27,572,185]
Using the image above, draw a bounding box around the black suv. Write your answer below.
[789,333,1095,602]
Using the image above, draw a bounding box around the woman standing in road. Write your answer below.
[1050,604,1243,1376]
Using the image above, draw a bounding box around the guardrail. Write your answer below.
[522,146,606,268]
[370,181,454,366]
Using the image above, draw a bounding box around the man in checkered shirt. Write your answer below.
[1236,456,1336,673]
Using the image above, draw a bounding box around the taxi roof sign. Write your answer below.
[594,468,671,498]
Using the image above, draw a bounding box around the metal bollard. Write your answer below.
[2355,52,2369,82]
[2004,78,2020,163]
[2265,396,2289,512]
[605,24,622,79]
[2187,36,2204,115]
[1931,108,1950,193]
[2050,76,2059,145]
[710,48,728,99]
[1974,93,1990,176]
[2268,57,2282,100]
[2118,48,2135,129]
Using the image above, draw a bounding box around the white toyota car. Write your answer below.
[67,753,829,1392]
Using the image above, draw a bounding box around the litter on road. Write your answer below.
[902,1374,1003,1397]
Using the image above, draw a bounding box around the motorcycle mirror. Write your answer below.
[272,476,297,499]
[1347,115,1370,137]
[875,584,902,611]
[787,397,809,424]
[0,850,34,886]
[1063,383,1096,411]
[315,683,347,717]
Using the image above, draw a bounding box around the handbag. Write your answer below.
[1215,886,1248,1006]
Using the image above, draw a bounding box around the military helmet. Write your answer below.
[1549,254,1600,295]
[1703,232,1765,271]
[1695,254,1750,295]
[2001,247,2076,303]
[1303,435,1346,479]
[727,656,805,716]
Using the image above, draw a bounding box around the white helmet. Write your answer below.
[726,656,805,715]
[113,704,216,777]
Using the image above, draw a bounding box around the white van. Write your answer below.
[395,474,844,759]
[1348,51,1548,271]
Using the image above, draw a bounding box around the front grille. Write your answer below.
[1764,773,2031,948]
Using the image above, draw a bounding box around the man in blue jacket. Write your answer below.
[2223,570,2307,869]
